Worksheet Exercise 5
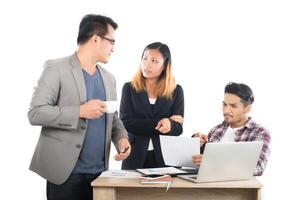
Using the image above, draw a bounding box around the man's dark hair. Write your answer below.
[225,82,254,106]
[77,14,118,45]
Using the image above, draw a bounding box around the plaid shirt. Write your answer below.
[208,118,271,176]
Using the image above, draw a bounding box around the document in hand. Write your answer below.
[160,135,200,167]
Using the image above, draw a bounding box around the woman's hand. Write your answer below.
[155,118,171,134]
[169,115,184,125]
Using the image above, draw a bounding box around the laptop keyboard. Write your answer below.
[181,168,198,175]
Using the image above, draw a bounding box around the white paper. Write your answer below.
[104,101,119,113]
[160,135,200,167]
[99,170,142,178]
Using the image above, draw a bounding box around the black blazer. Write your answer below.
[120,82,184,169]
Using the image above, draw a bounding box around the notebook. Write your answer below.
[136,167,187,176]
[178,141,263,183]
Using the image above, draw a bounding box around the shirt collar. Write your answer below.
[222,117,255,130]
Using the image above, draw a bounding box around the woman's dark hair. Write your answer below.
[77,14,118,45]
[225,82,254,106]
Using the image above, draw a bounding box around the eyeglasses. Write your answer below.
[99,36,115,45]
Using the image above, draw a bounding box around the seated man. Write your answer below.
[192,82,271,176]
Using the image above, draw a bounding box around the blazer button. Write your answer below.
[81,125,86,130]
[76,144,81,149]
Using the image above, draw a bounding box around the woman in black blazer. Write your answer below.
[120,42,184,169]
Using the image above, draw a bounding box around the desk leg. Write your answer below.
[93,187,116,200]
[256,188,261,200]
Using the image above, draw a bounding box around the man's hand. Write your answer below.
[155,118,171,134]
[192,154,203,166]
[114,138,131,161]
[169,115,184,125]
[79,99,106,120]
[192,132,208,144]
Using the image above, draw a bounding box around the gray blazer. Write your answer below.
[28,53,128,184]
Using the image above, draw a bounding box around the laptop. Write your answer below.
[178,141,263,183]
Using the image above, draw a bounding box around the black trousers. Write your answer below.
[47,173,100,200]
[143,150,159,168]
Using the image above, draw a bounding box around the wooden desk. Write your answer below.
[92,176,262,200]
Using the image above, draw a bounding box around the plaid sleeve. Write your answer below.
[208,126,218,142]
[208,124,224,142]
[252,127,271,176]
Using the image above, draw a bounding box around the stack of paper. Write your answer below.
[140,174,173,191]
[141,174,173,184]
[100,170,141,178]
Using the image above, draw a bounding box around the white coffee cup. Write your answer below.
[104,101,119,113]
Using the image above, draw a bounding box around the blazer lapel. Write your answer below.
[71,53,87,103]
[97,65,111,101]
[96,64,113,153]
[139,91,152,116]
[153,97,165,116]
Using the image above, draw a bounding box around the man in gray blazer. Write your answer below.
[28,14,131,200]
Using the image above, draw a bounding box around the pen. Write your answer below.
[120,146,130,154]
[166,182,171,192]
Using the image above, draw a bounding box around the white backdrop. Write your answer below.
[0,0,299,199]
